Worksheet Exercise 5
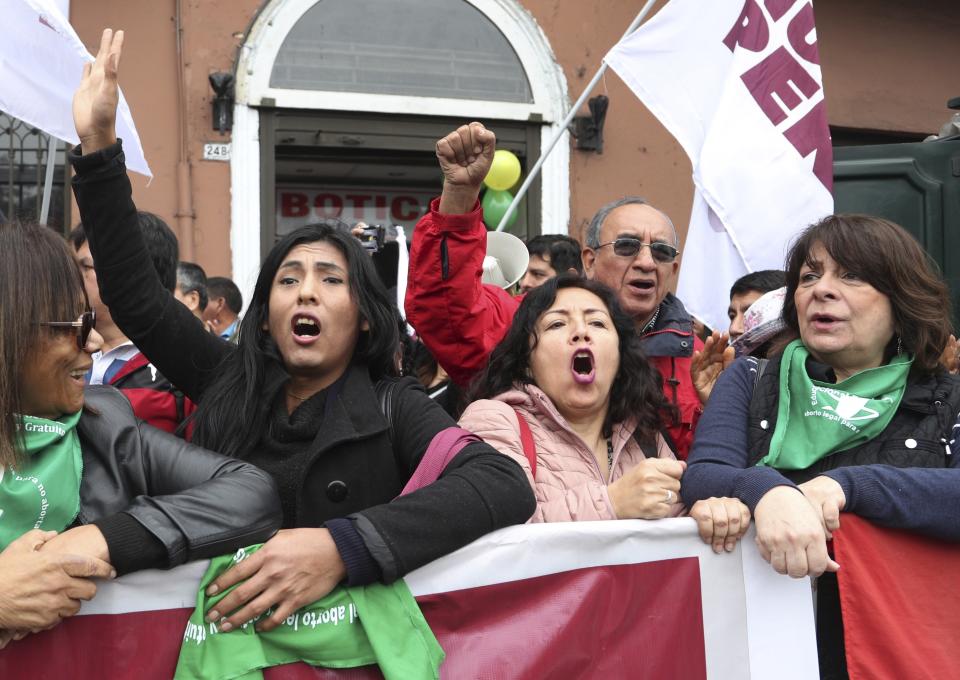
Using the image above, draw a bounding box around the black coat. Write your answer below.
[78,386,281,574]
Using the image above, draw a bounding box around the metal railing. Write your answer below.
[0,112,66,230]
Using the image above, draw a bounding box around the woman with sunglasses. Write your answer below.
[68,30,534,634]
[0,222,281,646]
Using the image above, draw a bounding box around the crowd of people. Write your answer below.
[1,27,959,678]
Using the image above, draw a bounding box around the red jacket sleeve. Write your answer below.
[405,198,520,387]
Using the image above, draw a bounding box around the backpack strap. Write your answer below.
[513,409,537,479]
[633,431,661,459]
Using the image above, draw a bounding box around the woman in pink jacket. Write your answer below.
[460,277,748,553]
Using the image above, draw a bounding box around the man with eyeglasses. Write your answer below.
[407,123,703,455]
[578,196,705,455]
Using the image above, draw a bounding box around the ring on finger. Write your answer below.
[664,489,674,504]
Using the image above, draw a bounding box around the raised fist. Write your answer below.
[435,123,496,215]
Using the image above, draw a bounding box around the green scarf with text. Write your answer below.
[174,544,443,680]
[0,411,83,550]
[760,340,913,470]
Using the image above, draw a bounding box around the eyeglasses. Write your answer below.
[596,238,680,263]
[39,310,97,349]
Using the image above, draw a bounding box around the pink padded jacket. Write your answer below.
[459,384,683,523]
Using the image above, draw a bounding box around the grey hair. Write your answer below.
[177,261,208,311]
[584,196,679,249]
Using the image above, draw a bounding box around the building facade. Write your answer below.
[33,0,955,291]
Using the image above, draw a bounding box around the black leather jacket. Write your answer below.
[77,386,281,573]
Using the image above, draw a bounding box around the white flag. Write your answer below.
[0,0,151,177]
[605,0,833,332]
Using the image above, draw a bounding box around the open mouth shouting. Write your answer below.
[291,313,321,344]
[627,279,656,296]
[571,349,596,385]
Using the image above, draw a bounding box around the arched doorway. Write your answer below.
[230,0,569,286]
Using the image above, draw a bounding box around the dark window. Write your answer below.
[260,109,541,259]
[0,113,68,231]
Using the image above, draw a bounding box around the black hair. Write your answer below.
[190,222,400,457]
[526,234,584,275]
[206,276,243,315]
[71,211,179,292]
[472,275,668,441]
[729,269,786,300]
[177,262,208,311]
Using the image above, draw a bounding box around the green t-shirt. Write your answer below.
[175,545,443,680]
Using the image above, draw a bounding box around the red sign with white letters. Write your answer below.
[276,186,436,234]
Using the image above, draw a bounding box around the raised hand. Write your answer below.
[607,458,686,519]
[0,529,115,632]
[204,528,346,633]
[753,486,839,578]
[939,334,959,375]
[690,496,752,553]
[436,122,496,214]
[691,330,736,404]
[72,28,124,154]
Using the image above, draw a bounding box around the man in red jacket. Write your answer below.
[406,123,707,457]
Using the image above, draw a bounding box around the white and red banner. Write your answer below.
[0,0,151,176]
[605,0,833,332]
[0,520,818,679]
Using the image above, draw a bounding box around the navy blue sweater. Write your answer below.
[681,357,960,540]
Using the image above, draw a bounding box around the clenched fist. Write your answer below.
[436,122,496,215]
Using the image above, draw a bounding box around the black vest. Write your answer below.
[746,356,959,484]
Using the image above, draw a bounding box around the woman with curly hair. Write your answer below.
[461,276,748,538]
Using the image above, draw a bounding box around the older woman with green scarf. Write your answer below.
[682,213,960,677]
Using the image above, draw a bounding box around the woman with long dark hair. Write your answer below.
[0,222,280,645]
[69,29,534,633]
[462,276,749,544]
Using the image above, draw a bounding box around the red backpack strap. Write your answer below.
[513,409,537,479]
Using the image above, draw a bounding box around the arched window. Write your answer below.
[269,0,533,103]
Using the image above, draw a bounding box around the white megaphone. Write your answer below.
[482,231,530,290]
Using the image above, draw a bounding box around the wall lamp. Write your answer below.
[570,95,609,154]
[209,72,235,134]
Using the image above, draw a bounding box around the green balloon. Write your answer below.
[482,189,517,230]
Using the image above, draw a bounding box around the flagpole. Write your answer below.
[495,0,660,232]
[39,134,58,226]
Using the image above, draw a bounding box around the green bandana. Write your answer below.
[760,340,913,470]
[0,411,84,550]
[174,545,444,680]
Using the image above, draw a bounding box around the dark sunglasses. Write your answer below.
[596,238,679,263]
[39,310,97,349]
